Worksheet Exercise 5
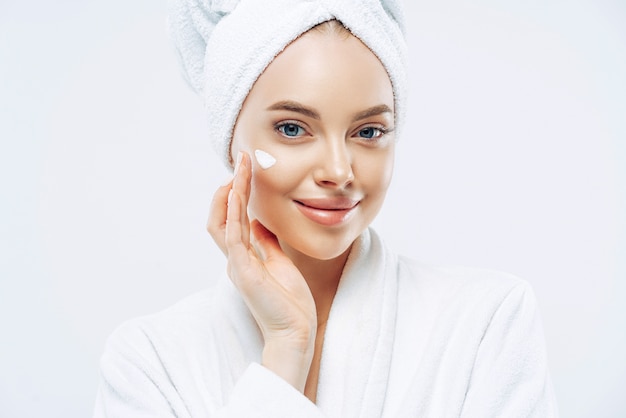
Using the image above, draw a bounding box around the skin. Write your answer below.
[207,26,395,403]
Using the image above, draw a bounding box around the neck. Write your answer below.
[280,243,352,325]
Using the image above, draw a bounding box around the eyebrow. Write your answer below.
[351,104,393,122]
[267,101,320,119]
[266,101,393,122]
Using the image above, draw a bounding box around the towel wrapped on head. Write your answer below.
[168,0,408,168]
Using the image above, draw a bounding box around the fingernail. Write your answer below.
[234,151,243,175]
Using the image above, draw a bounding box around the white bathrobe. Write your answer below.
[94,228,558,417]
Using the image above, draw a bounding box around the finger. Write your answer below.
[232,152,252,248]
[225,189,252,265]
[207,177,233,256]
[240,152,253,246]
[242,152,252,214]
[250,220,285,261]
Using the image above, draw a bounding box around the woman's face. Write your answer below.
[231,28,395,261]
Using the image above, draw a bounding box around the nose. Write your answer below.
[313,139,355,189]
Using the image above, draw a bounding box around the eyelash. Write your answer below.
[275,121,307,138]
[356,126,388,140]
[274,121,393,143]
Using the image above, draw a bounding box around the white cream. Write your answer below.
[254,149,276,169]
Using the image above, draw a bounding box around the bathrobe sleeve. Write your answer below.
[460,282,559,417]
[93,322,325,418]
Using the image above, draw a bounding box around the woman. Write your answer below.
[95,0,558,416]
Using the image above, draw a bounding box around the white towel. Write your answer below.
[167,0,408,167]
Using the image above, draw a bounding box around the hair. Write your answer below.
[310,19,352,39]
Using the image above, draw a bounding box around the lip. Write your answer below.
[294,197,360,226]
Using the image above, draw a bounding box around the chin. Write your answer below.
[277,228,360,262]
[304,246,352,261]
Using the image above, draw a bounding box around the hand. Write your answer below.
[207,152,317,391]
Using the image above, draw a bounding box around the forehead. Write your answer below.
[244,30,394,116]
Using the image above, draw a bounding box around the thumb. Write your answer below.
[250,220,285,261]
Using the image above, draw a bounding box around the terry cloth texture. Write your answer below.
[94,228,559,417]
[168,0,408,168]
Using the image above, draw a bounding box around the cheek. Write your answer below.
[249,140,315,183]
[247,148,309,218]
[355,146,395,195]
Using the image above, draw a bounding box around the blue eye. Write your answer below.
[358,127,383,139]
[277,123,305,137]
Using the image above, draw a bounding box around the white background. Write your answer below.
[1,0,624,416]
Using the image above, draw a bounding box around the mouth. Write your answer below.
[293,197,360,226]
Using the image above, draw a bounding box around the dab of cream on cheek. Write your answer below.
[254,149,277,169]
